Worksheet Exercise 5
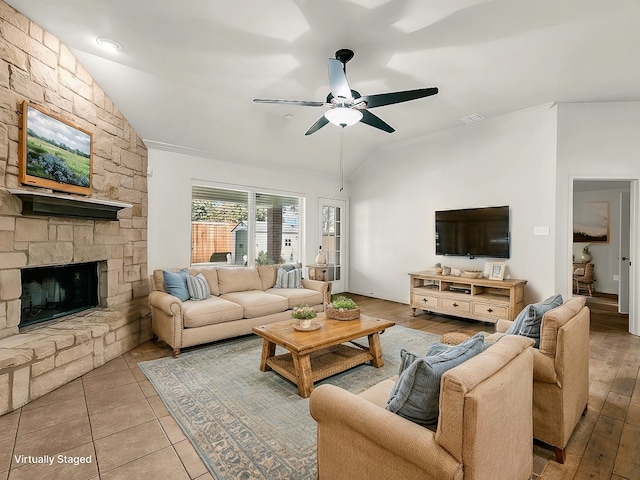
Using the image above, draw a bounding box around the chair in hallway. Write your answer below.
[574,262,596,296]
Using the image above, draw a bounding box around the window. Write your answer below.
[191,185,303,266]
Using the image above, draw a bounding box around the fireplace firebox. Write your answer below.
[20,262,99,328]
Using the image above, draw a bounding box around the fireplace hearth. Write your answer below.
[20,262,99,328]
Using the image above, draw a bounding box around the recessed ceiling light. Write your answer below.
[96,37,122,52]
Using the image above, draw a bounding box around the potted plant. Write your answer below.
[291,304,317,328]
[581,244,592,262]
[326,296,361,321]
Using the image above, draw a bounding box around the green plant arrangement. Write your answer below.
[327,296,361,321]
[291,304,317,320]
[330,296,358,310]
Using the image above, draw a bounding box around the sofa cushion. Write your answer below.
[182,296,244,328]
[188,266,220,296]
[186,273,210,301]
[257,264,279,290]
[217,267,262,294]
[220,291,289,318]
[162,269,190,301]
[506,295,563,347]
[386,333,485,425]
[265,287,323,309]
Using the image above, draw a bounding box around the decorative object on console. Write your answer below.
[315,246,327,265]
[461,269,481,278]
[580,244,592,262]
[19,100,93,196]
[441,266,451,275]
[326,295,360,320]
[488,261,506,280]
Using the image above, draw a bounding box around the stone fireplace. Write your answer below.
[0,3,151,415]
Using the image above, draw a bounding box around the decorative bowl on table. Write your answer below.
[461,270,482,278]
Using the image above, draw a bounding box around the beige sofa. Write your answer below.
[486,296,590,463]
[309,335,535,480]
[149,265,331,357]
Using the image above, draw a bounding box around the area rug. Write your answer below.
[138,325,439,480]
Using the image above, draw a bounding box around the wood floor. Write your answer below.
[348,292,640,480]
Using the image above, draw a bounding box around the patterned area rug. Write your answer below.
[139,326,439,480]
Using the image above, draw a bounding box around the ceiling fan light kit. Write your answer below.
[253,49,438,135]
[324,107,363,127]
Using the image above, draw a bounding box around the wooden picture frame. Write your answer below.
[489,261,506,281]
[19,100,93,196]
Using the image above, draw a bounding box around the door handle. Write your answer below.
[622,256,629,261]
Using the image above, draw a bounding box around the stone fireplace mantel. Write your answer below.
[9,189,133,221]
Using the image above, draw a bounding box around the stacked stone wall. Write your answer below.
[0,1,151,413]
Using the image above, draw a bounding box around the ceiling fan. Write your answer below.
[253,49,438,135]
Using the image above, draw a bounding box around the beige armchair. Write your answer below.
[489,296,590,463]
[309,335,535,480]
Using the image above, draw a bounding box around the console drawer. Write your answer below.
[441,298,471,313]
[413,294,439,309]
[473,302,509,320]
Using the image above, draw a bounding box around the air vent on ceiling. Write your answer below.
[460,113,486,124]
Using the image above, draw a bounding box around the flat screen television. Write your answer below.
[19,100,93,196]
[435,206,510,258]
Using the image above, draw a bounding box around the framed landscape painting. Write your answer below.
[19,100,93,196]
[573,201,609,243]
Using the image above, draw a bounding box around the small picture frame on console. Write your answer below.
[489,262,506,281]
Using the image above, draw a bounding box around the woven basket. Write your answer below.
[326,307,361,321]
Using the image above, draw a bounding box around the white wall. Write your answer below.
[349,104,559,305]
[147,148,347,274]
[572,185,630,294]
[555,102,640,334]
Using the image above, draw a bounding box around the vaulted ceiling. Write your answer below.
[6,0,640,177]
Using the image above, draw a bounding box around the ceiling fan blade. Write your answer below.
[328,59,353,102]
[360,87,438,109]
[253,99,326,107]
[360,110,395,133]
[304,116,330,135]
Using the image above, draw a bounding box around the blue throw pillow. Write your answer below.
[386,333,485,425]
[162,269,190,301]
[506,295,563,347]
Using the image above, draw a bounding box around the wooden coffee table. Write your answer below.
[252,313,395,398]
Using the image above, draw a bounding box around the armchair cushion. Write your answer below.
[386,333,484,425]
[506,294,563,347]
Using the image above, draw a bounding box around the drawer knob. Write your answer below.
[422,298,428,303]
[487,308,493,313]
[452,302,458,307]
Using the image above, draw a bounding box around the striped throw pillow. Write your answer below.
[187,273,211,300]
[274,267,303,289]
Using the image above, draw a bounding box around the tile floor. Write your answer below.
[0,341,209,480]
